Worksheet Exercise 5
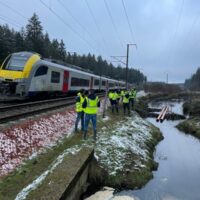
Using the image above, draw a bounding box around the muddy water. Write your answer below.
[116,101,200,200]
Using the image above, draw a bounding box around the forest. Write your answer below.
[185,68,200,91]
[0,13,146,85]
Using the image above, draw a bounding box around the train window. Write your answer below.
[71,77,89,86]
[109,83,114,87]
[102,81,106,86]
[51,71,60,83]
[34,66,48,77]
[1,55,11,69]
[94,79,99,85]
[3,55,29,71]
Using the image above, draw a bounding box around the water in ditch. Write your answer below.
[115,101,200,200]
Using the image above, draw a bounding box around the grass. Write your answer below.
[0,104,163,199]
[0,131,87,200]
[177,117,200,139]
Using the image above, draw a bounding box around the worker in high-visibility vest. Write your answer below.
[121,89,125,98]
[82,89,100,140]
[110,90,119,113]
[129,88,137,109]
[117,90,121,104]
[74,89,85,132]
[122,90,130,115]
[108,90,113,105]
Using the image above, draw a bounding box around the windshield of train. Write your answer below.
[4,54,30,71]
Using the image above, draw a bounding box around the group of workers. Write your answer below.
[108,88,137,115]
[74,88,137,140]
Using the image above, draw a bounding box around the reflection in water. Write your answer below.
[115,102,200,200]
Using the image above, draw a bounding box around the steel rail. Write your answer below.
[0,93,105,124]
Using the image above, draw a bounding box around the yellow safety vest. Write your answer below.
[76,93,84,112]
[111,92,118,100]
[130,90,137,99]
[84,96,99,114]
[117,92,121,98]
[108,92,113,99]
[133,90,137,98]
[123,92,129,103]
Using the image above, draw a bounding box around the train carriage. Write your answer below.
[0,52,126,100]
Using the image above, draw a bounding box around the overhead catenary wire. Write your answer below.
[40,0,101,55]
[103,0,125,50]
[120,0,139,70]
[0,14,23,28]
[166,0,185,69]
[57,0,97,44]
[121,0,136,44]
[0,0,28,20]
[0,16,21,29]
[182,9,200,48]
[85,0,108,50]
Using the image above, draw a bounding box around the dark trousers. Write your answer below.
[129,98,135,109]
[123,103,130,114]
[75,111,84,131]
[111,100,118,113]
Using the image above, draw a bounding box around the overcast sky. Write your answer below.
[0,0,200,83]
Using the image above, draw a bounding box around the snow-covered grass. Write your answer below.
[15,145,81,200]
[0,109,76,177]
[95,112,153,176]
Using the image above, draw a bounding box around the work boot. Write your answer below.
[84,131,87,140]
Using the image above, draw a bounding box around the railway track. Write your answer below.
[0,97,75,124]
[0,93,105,124]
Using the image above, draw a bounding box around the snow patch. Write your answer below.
[0,109,76,177]
[95,112,153,175]
[15,146,81,200]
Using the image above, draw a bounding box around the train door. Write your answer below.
[90,76,94,89]
[62,70,69,93]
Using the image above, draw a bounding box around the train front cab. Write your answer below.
[0,52,40,99]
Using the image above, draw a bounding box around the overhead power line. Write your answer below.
[0,16,21,29]
[0,0,27,20]
[121,0,136,43]
[0,14,23,27]
[85,0,108,50]
[40,0,100,55]
[57,0,96,43]
[103,0,124,50]
[167,0,185,67]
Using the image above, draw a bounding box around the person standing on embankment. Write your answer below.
[82,89,100,140]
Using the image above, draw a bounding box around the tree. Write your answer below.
[58,39,66,61]
[49,39,60,59]
[25,13,44,54]
[15,28,26,52]
[42,33,51,58]
[185,68,200,91]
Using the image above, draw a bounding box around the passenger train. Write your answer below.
[0,52,126,100]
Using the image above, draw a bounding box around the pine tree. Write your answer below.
[58,39,66,61]
[43,32,51,58]
[25,13,44,54]
[49,39,59,59]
